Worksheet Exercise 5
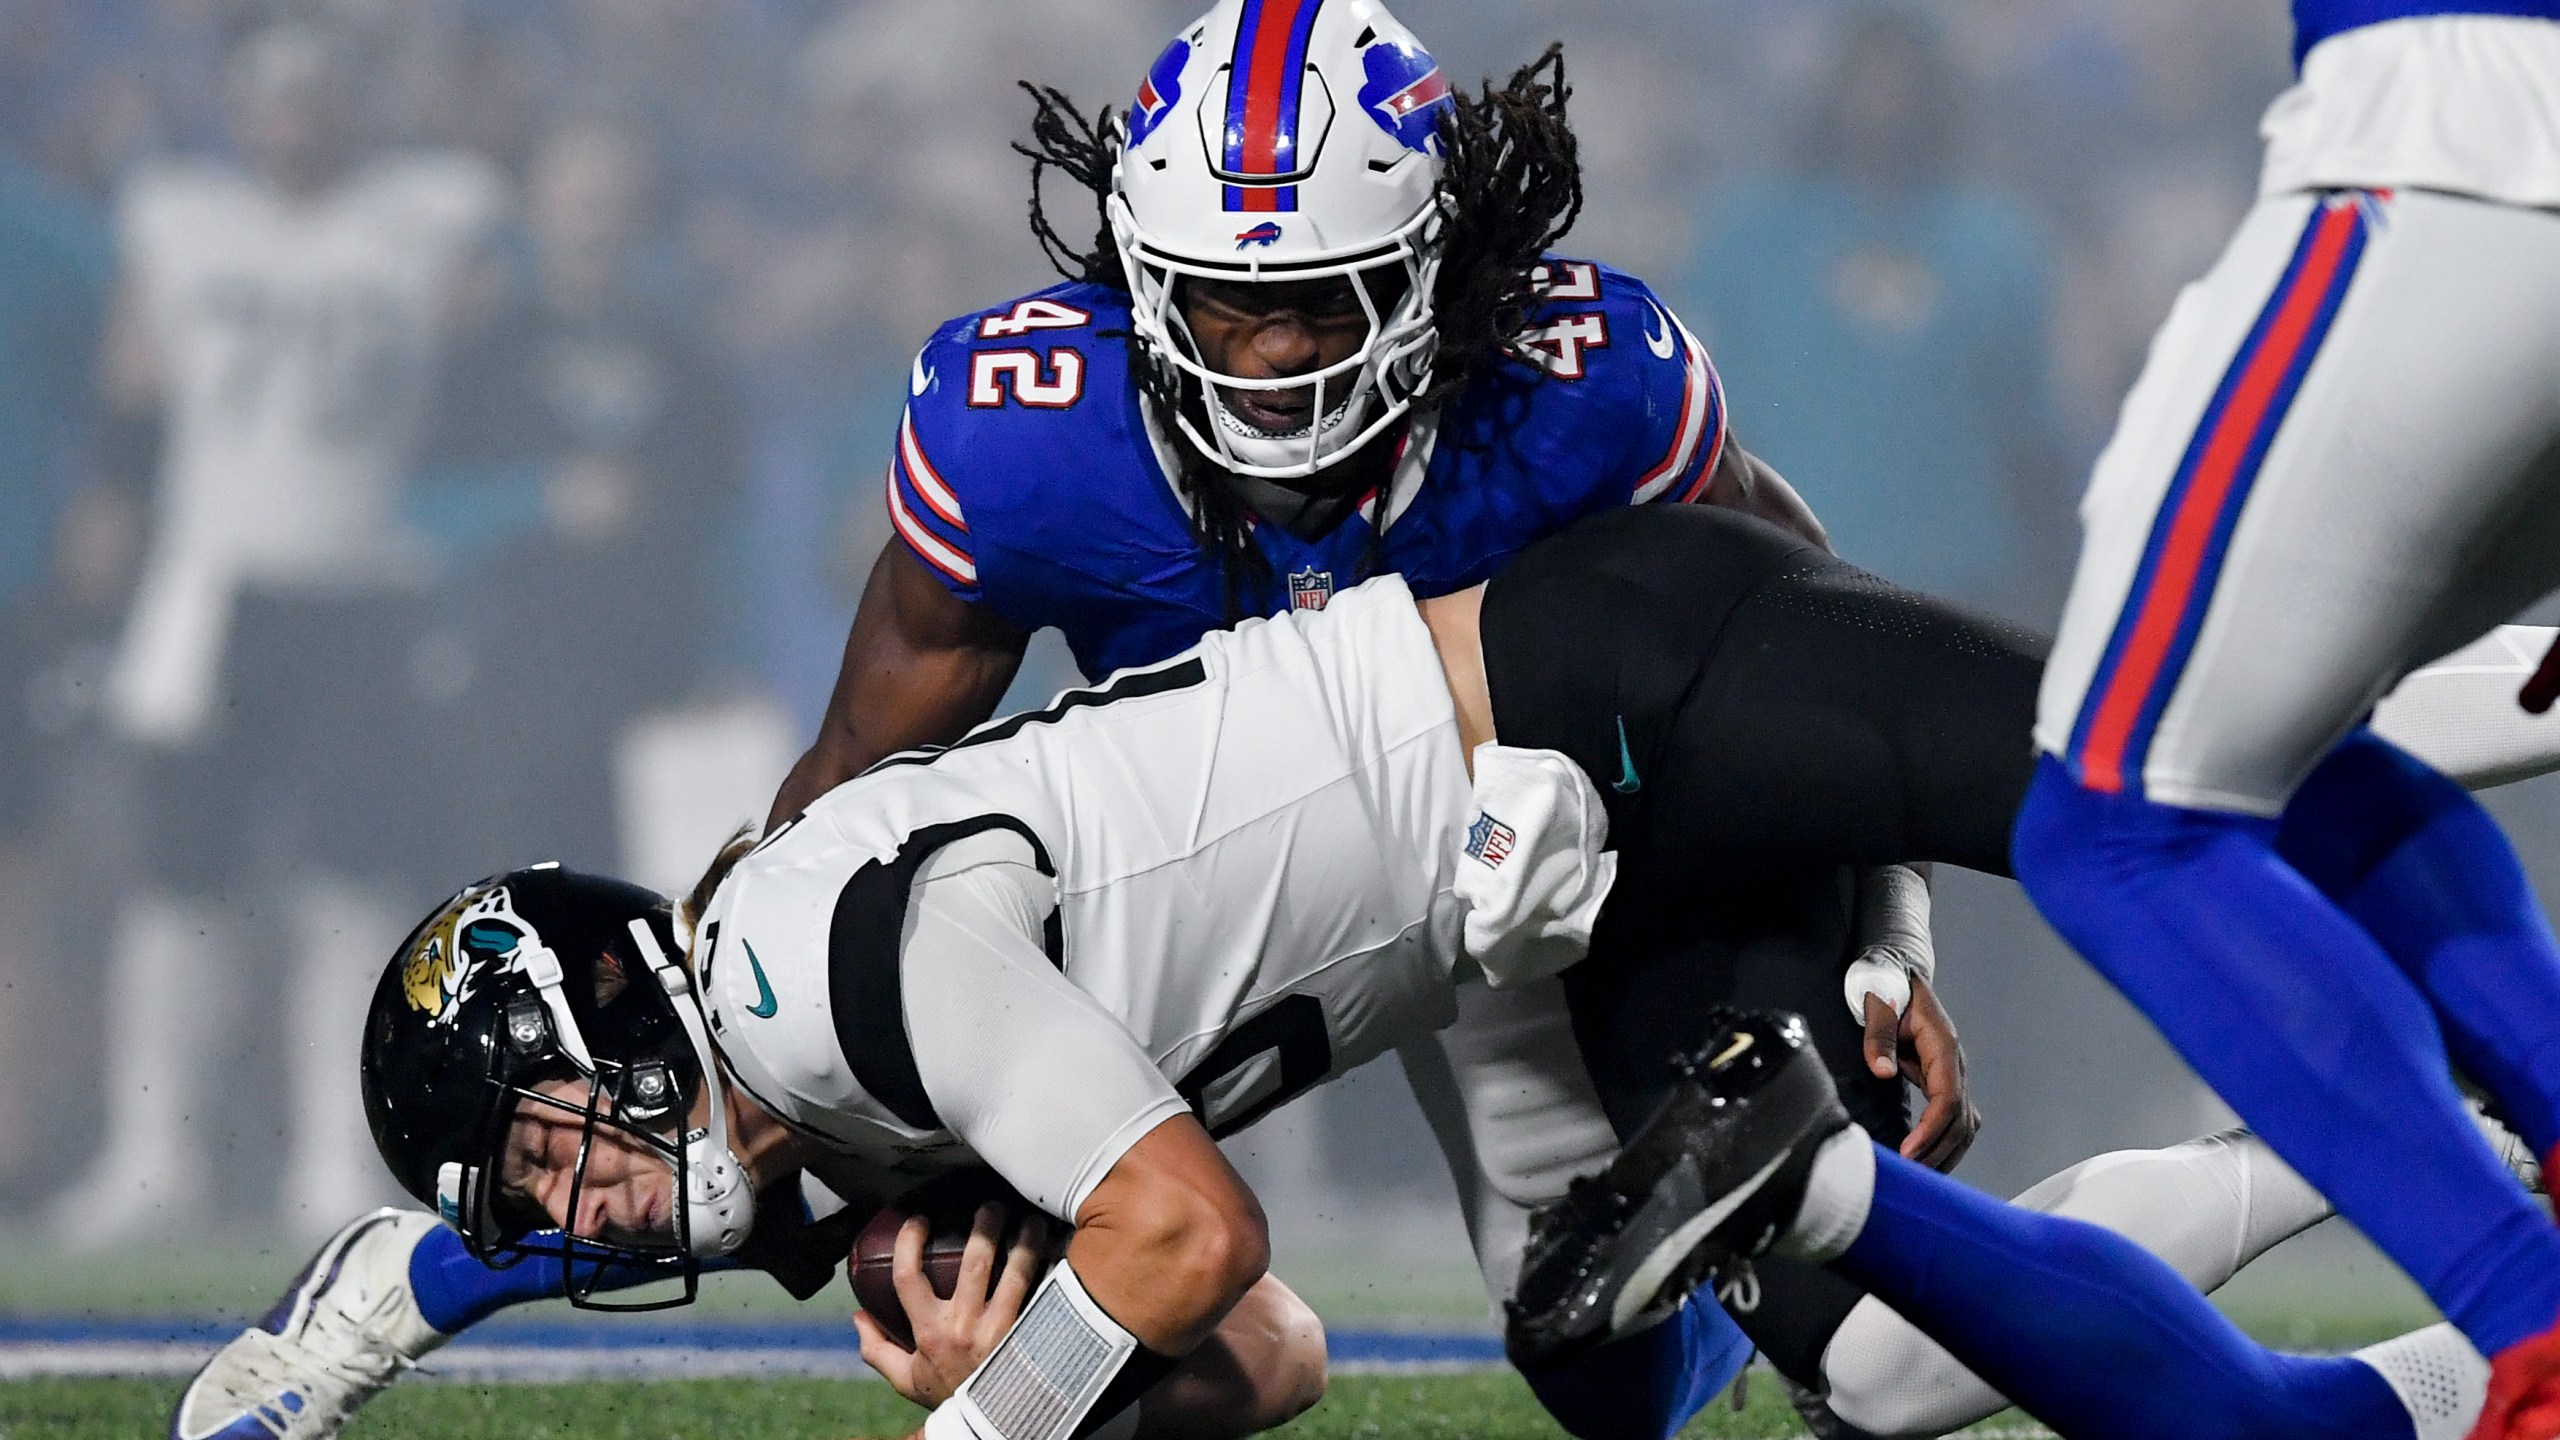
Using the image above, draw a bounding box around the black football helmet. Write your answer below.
[360,863,754,1308]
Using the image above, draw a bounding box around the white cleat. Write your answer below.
[170,1209,450,1440]
[2468,1095,2544,1195]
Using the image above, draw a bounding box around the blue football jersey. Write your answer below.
[2293,0,2560,65]
[885,259,1727,678]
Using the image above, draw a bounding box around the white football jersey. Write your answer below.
[696,576,1475,1213]
[120,152,503,584]
[2264,15,2560,210]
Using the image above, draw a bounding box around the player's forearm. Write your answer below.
[771,654,1015,824]
[1067,1189,1270,1355]
[1067,1120,1272,1355]
[767,545,1028,825]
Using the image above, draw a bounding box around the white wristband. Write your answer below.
[925,1402,982,1440]
[930,1403,1137,1440]
[926,1260,1141,1440]
[1843,865,1934,1023]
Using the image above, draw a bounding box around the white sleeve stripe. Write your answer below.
[1630,318,1710,503]
[900,411,970,531]
[889,466,981,586]
[1684,359,1730,502]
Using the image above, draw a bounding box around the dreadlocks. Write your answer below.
[1016,82,1124,290]
[1010,48,1584,617]
[1417,44,1582,408]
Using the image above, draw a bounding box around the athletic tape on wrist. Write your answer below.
[921,1261,1175,1440]
[1843,865,1933,1022]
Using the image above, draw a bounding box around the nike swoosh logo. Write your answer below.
[1611,716,1642,794]
[1641,302,1676,360]
[911,352,935,397]
[743,940,778,1019]
[1611,1146,1794,1334]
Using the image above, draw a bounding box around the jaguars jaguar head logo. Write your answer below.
[401,886,536,1028]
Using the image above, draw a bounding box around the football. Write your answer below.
[849,1169,1051,1350]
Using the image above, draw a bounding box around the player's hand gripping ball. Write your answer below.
[849,1169,1055,1352]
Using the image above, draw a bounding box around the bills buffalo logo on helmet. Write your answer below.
[1357,38,1452,154]
[399,885,537,1028]
[1128,36,1190,146]
[1235,221,1285,248]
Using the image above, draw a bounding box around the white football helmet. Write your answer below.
[1110,0,1456,478]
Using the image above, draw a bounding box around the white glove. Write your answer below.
[1456,743,1619,989]
[1843,864,1934,1022]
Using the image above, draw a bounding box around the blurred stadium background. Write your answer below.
[0,0,2513,1349]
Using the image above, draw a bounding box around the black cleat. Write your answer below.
[1504,1009,1850,1369]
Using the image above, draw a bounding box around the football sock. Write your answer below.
[2275,730,2560,1156]
[407,1223,739,1333]
[1820,1130,2383,1436]
[1805,1134,2416,1440]
[2352,1326,2492,1440]
[1517,1291,1755,1440]
[2014,755,2560,1356]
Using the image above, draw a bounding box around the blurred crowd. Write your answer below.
[0,0,2296,1243]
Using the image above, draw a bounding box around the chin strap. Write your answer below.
[627,917,757,1258]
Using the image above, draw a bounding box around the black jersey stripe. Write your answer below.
[827,815,1060,1131]
[864,657,1209,774]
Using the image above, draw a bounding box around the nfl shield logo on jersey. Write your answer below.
[1464,812,1517,869]
[1289,566,1334,611]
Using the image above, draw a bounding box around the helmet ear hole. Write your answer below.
[503,997,552,1056]
[619,1060,682,1128]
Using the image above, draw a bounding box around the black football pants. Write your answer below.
[1480,503,2051,1385]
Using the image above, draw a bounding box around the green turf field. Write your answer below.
[0,1373,2057,1439]
[0,1223,2433,1439]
